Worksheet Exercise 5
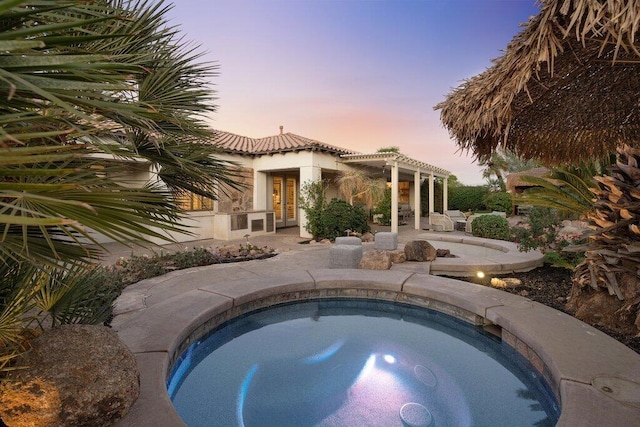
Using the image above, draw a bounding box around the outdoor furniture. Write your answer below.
[399,204,413,223]
[374,232,398,250]
[329,245,363,268]
[429,213,454,232]
[445,210,467,231]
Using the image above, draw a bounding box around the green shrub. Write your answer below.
[299,180,329,239]
[420,180,443,215]
[373,188,392,226]
[513,206,586,269]
[484,192,512,214]
[171,247,221,269]
[319,198,370,240]
[449,185,489,211]
[471,215,511,240]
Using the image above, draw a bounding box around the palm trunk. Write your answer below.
[568,145,640,335]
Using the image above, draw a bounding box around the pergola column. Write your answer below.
[299,165,322,239]
[443,176,448,212]
[253,170,268,210]
[390,161,399,233]
[428,172,434,227]
[414,169,421,230]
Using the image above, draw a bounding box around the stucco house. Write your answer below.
[109,127,452,243]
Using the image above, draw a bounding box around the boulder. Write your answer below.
[435,248,451,257]
[490,277,522,288]
[359,250,392,270]
[389,250,406,264]
[0,325,139,427]
[217,245,240,257]
[404,240,437,262]
[361,232,375,243]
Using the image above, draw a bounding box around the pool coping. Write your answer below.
[114,269,640,427]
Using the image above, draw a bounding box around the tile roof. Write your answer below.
[211,129,357,156]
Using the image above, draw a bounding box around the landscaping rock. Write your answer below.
[361,232,374,242]
[435,248,451,257]
[0,325,139,427]
[404,240,437,262]
[490,277,522,288]
[217,245,240,257]
[389,250,406,264]
[359,250,392,270]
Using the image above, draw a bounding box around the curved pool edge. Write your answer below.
[114,269,640,427]
[418,233,545,276]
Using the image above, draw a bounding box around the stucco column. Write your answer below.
[443,176,449,212]
[391,161,399,233]
[253,170,268,211]
[414,169,421,230]
[299,165,322,239]
[428,172,435,216]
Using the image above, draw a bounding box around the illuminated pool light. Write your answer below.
[383,354,396,364]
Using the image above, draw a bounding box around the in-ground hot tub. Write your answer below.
[168,299,559,426]
[114,269,640,426]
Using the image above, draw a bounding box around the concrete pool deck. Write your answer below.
[111,227,640,426]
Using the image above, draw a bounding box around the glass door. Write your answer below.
[272,175,297,228]
[286,177,297,224]
[273,177,283,223]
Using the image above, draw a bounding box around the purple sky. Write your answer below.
[167,0,539,185]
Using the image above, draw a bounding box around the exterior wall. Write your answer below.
[217,166,254,212]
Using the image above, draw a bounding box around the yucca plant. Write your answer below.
[0,0,241,376]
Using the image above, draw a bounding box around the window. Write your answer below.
[386,181,411,203]
[176,192,213,211]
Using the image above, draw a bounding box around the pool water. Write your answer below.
[168,299,559,426]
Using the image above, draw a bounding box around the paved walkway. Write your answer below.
[110,224,640,427]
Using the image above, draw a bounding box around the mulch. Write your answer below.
[455,265,640,354]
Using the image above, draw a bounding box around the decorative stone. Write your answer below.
[361,232,375,242]
[217,245,240,257]
[435,248,451,257]
[490,277,522,288]
[374,232,398,250]
[389,250,406,264]
[329,245,363,268]
[0,325,139,427]
[404,240,437,262]
[358,250,392,270]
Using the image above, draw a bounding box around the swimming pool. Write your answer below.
[168,299,559,426]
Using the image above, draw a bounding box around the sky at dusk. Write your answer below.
[166,0,540,185]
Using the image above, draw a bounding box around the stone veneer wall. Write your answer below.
[217,167,253,212]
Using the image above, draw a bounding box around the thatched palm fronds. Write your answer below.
[437,0,640,336]
[436,0,640,164]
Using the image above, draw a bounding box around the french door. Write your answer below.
[272,176,297,228]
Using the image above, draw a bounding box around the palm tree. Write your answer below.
[479,149,540,191]
[0,0,240,374]
[515,156,613,218]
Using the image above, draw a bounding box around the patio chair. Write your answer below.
[429,213,454,231]
[445,210,468,231]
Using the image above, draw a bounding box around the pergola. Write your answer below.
[341,152,451,233]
